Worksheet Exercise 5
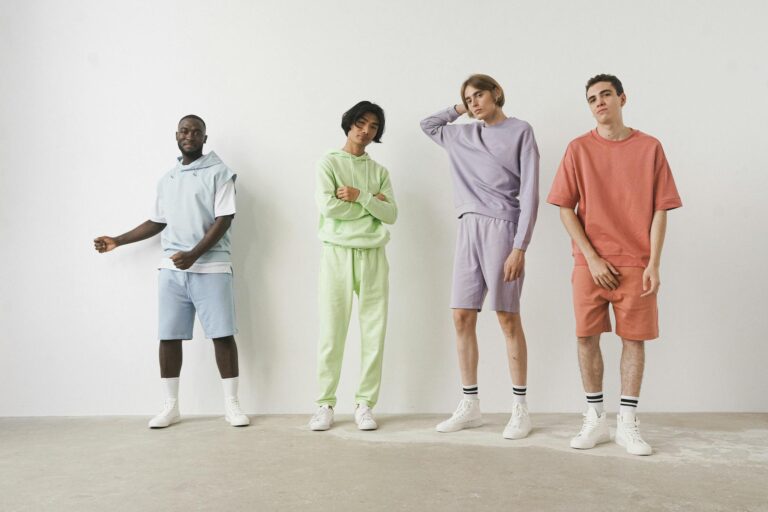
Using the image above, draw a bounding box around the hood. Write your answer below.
[327,149,371,162]
[176,151,223,171]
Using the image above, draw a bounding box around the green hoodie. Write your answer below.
[316,150,398,248]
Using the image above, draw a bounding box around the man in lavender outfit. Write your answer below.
[421,74,540,439]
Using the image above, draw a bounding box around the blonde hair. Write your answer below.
[460,74,505,118]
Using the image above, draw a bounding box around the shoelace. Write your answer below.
[577,414,599,437]
[451,400,475,421]
[312,408,331,423]
[227,398,244,414]
[358,410,374,424]
[508,404,525,427]
[621,420,647,444]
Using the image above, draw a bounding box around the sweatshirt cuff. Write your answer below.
[447,106,462,121]
[356,192,373,206]
[513,241,529,251]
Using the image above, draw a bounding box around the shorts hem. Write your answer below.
[575,328,611,338]
[205,330,238,340]
[450,304,482,312]
[616,330,659,341]
[159,334,193,341]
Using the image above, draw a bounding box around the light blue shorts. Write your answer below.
[158,269,237,340]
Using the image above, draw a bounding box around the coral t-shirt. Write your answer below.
[547,129,682,267]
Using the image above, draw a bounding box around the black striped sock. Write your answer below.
[620,395,639,418]
[586,391,604,415]
[512,385,527,405]
[463,385,478,399]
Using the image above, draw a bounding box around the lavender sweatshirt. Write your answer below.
[421,107,540,250]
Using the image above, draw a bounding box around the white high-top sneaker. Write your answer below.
[309,405,334,431]
[354,404,378,431]
[502,402,532,440]
[148,399,180,429]
[570,407,610,449]
[436,398,482,433]
[224,396,250,427]
[615,413,652,456]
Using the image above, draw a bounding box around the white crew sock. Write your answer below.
[463,384,479,400]
[619,395,639,420]
[512,384,527,405]
[586,391,604,415]
[222,377,239,399]
[161,378,179,402]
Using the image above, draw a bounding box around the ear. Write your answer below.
[203,135,208,143]
[619,93,627,106]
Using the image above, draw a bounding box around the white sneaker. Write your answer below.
[148,399,180,429]
[436,398,482,433]
[354,404,378,431]
[615,413,652,456]
[503,402,532,439]
[224,397,250,427]
[309,405,334,431]
[570,407,610,449]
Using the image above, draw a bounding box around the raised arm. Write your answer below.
[420,104,465,146]
[94,220,166,253]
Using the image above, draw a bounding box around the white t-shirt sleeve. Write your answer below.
[150,193,166,223]
[214,177,236,217]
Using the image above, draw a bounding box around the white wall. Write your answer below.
[1,0,766,415]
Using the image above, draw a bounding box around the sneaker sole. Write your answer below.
[503,428,532,440]
[615,434,652,456]
[225,416,250,427]
[570,433,610,449]
[309,423,332,431]
[148,416,180,429]
[436,418,483,433]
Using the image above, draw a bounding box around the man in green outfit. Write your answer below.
[309,101,398,431]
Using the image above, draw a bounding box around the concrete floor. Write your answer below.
[1,413,766,512]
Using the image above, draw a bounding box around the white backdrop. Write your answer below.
[1,0,766,415]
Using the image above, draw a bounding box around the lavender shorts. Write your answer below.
[450,213,524,313]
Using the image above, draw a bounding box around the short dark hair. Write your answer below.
[179,114,206,130]
[585,74,624,97]
[341,101,385,143]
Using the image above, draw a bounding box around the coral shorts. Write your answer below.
[572,266,658,341]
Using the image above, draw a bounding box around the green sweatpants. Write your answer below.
[316,244,389,408]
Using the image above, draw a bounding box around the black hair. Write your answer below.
[341,101,385,143]
[178,114,206,130]
[585,74,624,97]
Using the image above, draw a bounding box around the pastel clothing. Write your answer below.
[547,130,682,268]
[572,266,658,341]
[152,151,237,266]
[420,106,539,250]
[451,214,524,313]
[158,269,237,340]
[153,178,235,273]
[316,244,389,408]
[316,150,397,249]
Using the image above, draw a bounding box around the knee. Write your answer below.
[577,335,600,351]
[497,313,521,338]
[452,310,476,333]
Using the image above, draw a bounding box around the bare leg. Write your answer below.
[577,335,603,393]
[213,336,239,379]
[620,338,645,397]
[452,309,478,386]
[496,312,527,385]
[159,340,182,378]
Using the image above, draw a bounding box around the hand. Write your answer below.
[454,103,467,115]
[586,255,621,290]
[94,236,118,253]
[170,251,199,270]
[640,265,660,297]
[375,193,387,202]
[336,186,360,202]
[503,249,525,282]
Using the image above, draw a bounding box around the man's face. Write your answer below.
[586,82,626,124]
[176,118,207,156]
[347,112,379,147]
[464,85,499,120]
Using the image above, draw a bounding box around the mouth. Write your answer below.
[596,108,607,114]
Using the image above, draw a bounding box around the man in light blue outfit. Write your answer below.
[94,115,249,429]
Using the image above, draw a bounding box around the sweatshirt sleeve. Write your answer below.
[513,127,540,250]
[357,168,398,225]
[420,106,462,147]
[316,159,368,221]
